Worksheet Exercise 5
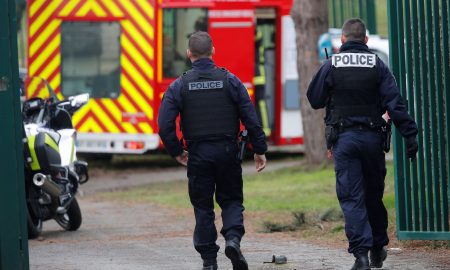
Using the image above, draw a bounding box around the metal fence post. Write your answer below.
[388,0,450,240]
[0,0,30,268]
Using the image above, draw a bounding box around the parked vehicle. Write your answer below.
[22,76,89,239]
[25,0,304,155]
[319,28,390,65]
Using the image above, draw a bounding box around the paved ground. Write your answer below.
[29,159,450,270]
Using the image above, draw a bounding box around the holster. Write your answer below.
[237,130,248,162]
[381,120,392,153]
[325,125,338,150]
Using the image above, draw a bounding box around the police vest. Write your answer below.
[327,50,383,126]
[180,68,240,140]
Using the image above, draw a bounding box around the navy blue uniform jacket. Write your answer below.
[307,41,418,138]
[158,58,267,157]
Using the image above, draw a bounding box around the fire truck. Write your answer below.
[26,0,303,155]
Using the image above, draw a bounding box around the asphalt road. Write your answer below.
[28,158,450,270]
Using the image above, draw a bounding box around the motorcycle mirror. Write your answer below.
[70,93,90,107]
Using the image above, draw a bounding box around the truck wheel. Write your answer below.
[55,198,82,231]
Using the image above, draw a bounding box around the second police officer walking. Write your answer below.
[307,19,418,270]
[158,31,267,270]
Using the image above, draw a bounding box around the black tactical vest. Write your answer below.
[180,68,239,140]
[327,49,383,126]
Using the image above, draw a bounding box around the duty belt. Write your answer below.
[340,124,381,133]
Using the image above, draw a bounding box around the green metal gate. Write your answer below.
[328,0,377,34]
[388,0,450,240]
[0,0,30,268]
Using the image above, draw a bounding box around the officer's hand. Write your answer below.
[406,136,418,161]
[327,150,333,160]
[254,154,266,172]
[175,150,189,166]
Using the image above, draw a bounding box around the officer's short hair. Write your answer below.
[342,18,366,42]
[188,31,213,58]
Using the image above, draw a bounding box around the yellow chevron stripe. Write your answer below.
[121,21,153,61]
[34,53,60,81]
[138,122,153,134]
[116,96,139,134]
[157,8,162,82]
[58,0,80,17]
[122,35,154,82]
[102,0,124,17]
[91,1,107,17]
[29,0,46,19]
[27,77,43,98]
[82,118,102,133]
[56,92,64,100]
[72,100,92,124]
[29,20,61,58]
[121,0,154,39]
[78,118,92,133]
[117,94,136,112]
[29,33,60,75]
[136,0,155,20]
[76,1,92,17]
[48,72,61,94]
[30,0,60,37]
[121,74,154,120]
[121,54,152,99]
[90,101,120,132]
[101,99,137,133]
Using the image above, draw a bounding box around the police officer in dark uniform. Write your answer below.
[158,31,267,270]
[307,19,418,270]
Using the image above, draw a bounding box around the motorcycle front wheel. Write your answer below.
[55,197,82,231]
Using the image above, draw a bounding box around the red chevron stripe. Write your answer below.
[29,0,52,28]
[54,85,61,96]
[29,28,60,64]
[75,108,91,129]
[89,110,108,132]
[121,64,153,107]
[122,30,153,64]
[68,0,87,18]
[96,0,114,18]
[95,99,127,133]
[33,48,59,77]
[29,12,57,44]
[131,0,154,25]
[122,48,153,87]
[115,0,153,45]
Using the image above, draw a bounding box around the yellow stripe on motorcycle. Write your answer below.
[27,135,41,171]
[44,134,60,153]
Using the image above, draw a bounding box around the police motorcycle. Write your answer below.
[21,76,89,239]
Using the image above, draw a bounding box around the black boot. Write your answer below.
[370,247,387,268]
[350,255,370,270]
[202,258,217,270]
[225,238,248,270]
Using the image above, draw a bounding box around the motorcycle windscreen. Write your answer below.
[207,8,255,97]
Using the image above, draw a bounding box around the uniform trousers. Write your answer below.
[187,139,245,260]
[332,130,389,256]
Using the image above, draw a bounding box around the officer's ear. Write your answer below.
[364,35,368,44]
[340,35,346,44]
[186,49,192,58]
[211,46,215,56]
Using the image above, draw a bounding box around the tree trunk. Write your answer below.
[291,0,329,165]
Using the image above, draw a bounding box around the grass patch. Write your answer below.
[97,161,397,239]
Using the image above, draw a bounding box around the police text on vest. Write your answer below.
[332,53,376,68]
[188,81,224,90]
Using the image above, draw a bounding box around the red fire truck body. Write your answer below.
[26,0,303,154]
